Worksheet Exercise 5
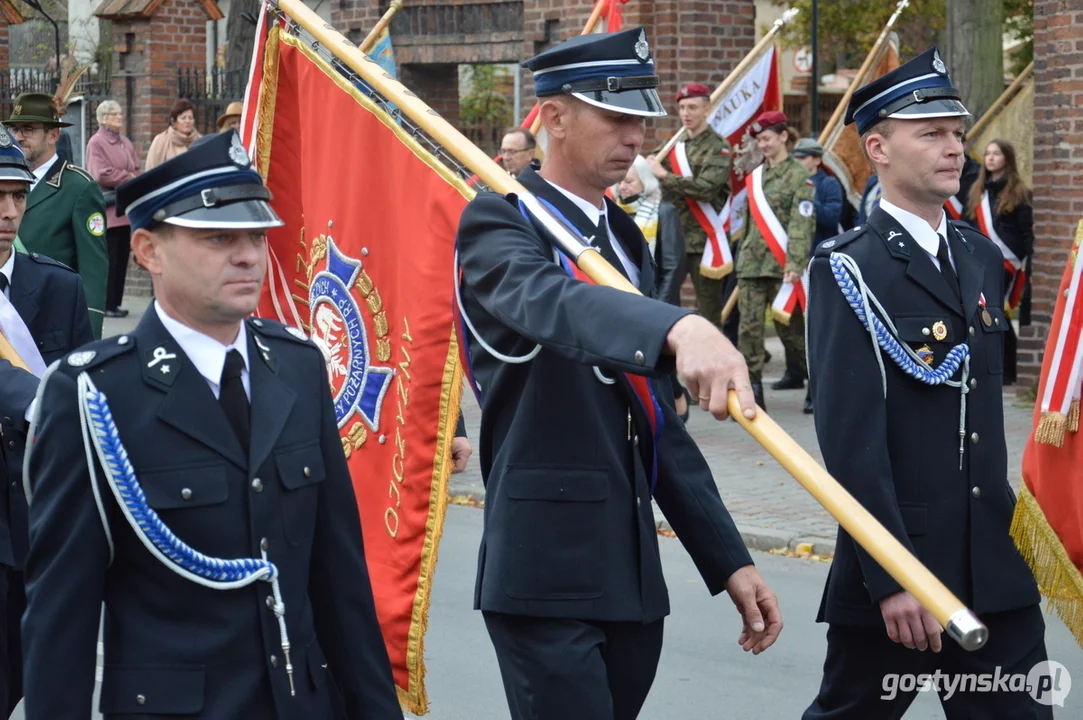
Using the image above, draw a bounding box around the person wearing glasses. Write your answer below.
[499,128,539,177]
[5,92,108,339]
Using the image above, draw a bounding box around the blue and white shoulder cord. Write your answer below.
[33,372,297,695]
[821,252,972,469]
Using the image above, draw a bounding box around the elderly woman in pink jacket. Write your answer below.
[85,99,140,318]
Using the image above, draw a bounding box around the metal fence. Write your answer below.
[177,68,248,136]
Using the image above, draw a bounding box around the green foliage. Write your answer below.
[460,65,512,126]
[772,0,1032,75]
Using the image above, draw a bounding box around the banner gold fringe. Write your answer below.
[1010,483,1083,648]
[1034,411,1068,448]
[1069,400,1080,434]
[698,261,734,280]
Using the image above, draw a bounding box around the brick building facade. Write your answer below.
[1017,0,1083,390]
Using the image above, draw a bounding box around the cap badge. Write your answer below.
[0,130,11,149]
[932,49,947,75]
[11,105,20,117]
[635,30,650,62]
[67,350,96,367]
[229,133,250,167]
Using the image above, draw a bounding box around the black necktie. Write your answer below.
[0,273,8,294]
[220,349,250,453]
[937,233,961,301]
[593,214,627,280]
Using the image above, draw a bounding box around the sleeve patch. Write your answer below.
[87,213,106,236]
[799,200,814,218]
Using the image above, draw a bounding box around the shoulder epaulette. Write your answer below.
[61,333,137,371]
[64,163,95,183]
[26,251,76,273]
[813,225,868,257]
[247,317,316,348]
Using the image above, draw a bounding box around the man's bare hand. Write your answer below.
[645,154,669,179]
[450,437,472,474]
[725,565,783,655]
[665,314,756,421]
[783,271,799,284]
[879,591,942,652]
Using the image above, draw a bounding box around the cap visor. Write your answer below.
[0,169,34,183]
[887,98,971,122]
[163,199,284,230]
[572,87,667,118]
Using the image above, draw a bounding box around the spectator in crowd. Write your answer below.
[217,101,243,133]
[498,128,538,177]
[615,155,692,419]
[792,138,844,248]
[145,99,201,170]
[86,99,140,319]
[965,138,1034,385]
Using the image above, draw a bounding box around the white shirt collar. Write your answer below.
[878,197,952,268]
[542,178,640,284]
[0,250,13,298]
[30,153,59,190]
[154,300,251,399]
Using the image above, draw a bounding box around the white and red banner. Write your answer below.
[945,194,963,220]
[975,190,1027,309]
[707,44,782,238]
[668,141,733,278]
[747,164,806,324]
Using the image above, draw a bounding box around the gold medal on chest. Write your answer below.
[931,321,948,342]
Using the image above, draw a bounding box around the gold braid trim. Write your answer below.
[1034,411,1068,448]
[256,26,283,181]
[697,261,734,280]
[1009,483,1083,649]
[1069,400,1080,434]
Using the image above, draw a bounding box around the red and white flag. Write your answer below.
[945,194,964,220]
[747,164,806,324]
[668,141,733,278]
[975,189,1027,309]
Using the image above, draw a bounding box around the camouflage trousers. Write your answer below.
[687,252,727,332]
[737,277,806,382]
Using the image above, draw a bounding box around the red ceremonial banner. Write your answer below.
[247,26,470,712]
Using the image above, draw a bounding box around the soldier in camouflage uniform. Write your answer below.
[733,111,815,411]
[648,83,732,333]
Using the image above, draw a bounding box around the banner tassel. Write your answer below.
[1034,411,1068,448]
[1010,483,1083,648]
[1069,400,1080,434]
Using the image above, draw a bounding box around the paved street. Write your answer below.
[15,506,1082,719]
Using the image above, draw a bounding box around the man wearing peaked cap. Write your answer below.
[646,80,736,353]
[20,130,402,720]
[802,48,1050,719]
[457,27,781,720]
[0,127,92,715]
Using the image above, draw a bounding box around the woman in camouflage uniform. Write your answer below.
[733,110,815,411]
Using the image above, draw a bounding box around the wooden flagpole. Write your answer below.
[966,61,1034,146]
[273,0,990,652]
[360,0,403,54]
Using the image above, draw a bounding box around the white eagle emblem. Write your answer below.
[932,49,946,75]
[635,30,650,62]
[229,133,250,167]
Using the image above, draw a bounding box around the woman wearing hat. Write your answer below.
[217,101,243,133]
[733,110,816,411]
[86,99,140,318]
[145,99,202,170]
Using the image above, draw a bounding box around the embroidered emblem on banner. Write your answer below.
[305,235,394,433]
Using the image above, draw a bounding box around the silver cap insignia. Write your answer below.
[229,133,250,167]
[932,50,946,75]
[635,30,650,62]
[68,351,96,367]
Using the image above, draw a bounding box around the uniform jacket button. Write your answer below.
[634,350,645,365]
[270,654,279,668]
[972,486,981,499]
[266,595,275,609]
[303,466,311,478]
[922,328,931,336]
[181,488,192,500]
[2,417,10,426]
[260,537,269,551]
[971,432,980,444]
[969,378,978,390]
[136,694,146,705]
[252,478,264,492]
[969,326,976,337]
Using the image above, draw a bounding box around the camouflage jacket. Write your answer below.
[735,155,815,279]
[657,128,732,254]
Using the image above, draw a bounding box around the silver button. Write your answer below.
[971,432,980,444]
[994,317,1000,326]
[270,654,279,668]
[266,595,275,609]
[969,378,978,390]
[252,319,263,327]
[252,478,263,492]
[303,466,311,478]
[922,328,931,336]
[636,496,641,508]
[260,537,269,551]
[118,336,129,345]
[181,488,192,500]
[972,486,981,499]
[969,327,976,337]
[136,694,146,705]
[634,350,645,365]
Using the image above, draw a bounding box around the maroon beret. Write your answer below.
[750,110,788,136]
[675,83,711,102]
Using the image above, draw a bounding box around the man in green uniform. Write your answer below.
[6,92,108,338]
[733,110,815,410]
[648,83,732,332]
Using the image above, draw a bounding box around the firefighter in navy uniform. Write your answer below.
[802,49,1049,719]
[20,131,402,720]
[456,28,782,720]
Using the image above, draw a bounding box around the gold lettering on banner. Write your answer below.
[387,315,413,539]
